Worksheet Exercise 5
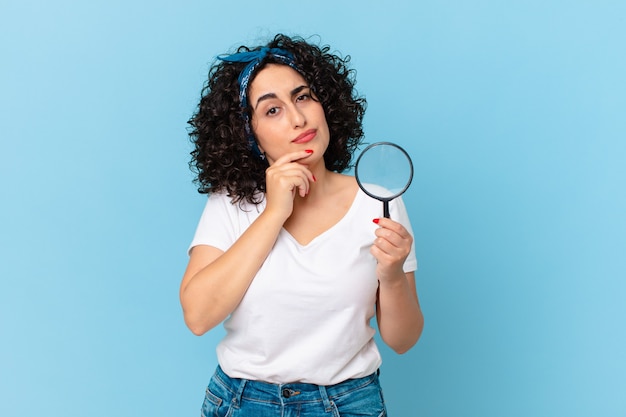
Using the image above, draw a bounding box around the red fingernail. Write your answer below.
[373,218,380,224]
[305,149,314,154]
[312,175,317,182]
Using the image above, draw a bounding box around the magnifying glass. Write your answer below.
[354,141,414,218]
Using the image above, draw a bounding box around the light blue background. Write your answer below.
[1,0,624,416]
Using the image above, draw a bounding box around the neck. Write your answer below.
[297,168,334,204]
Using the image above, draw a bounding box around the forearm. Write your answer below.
[181,210,285,335]
[376,271,424,354]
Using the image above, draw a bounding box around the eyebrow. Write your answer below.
[253,85,309,110]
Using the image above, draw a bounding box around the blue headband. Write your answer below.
[218,47,299,108]
[218,47,300,157]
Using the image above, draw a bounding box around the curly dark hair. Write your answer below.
[187,34,367,205]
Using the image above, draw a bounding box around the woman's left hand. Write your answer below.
[370,217,413,283]
[372,217,423,354]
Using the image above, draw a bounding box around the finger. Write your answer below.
[271,163,315,186]
[371,239,409,267]
[373,217,411,238]
[373,236,403,256]
[280,170,309,197]
[272,149,315,166]
[277,169,310,197]
[374,225,412,248]
[370,243,404,265]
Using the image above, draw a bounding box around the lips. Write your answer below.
[292,129,317,144]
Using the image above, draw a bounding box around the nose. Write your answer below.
[288,104,306,128]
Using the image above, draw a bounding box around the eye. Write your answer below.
[266,106,280,116]
[296,93,311,102]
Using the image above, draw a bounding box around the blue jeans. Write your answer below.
[201,366,387,417]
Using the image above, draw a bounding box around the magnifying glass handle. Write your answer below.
[383,201,390,218]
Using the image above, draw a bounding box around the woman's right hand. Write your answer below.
[264,149,315,219]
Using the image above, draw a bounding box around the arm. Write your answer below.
[372,218,424,353]
[376,271,423,354]
[180,209,287,335]
[179,150,315,335]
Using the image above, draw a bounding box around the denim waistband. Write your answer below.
[212,365,380,407]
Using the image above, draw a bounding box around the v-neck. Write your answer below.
[280,188,364,249]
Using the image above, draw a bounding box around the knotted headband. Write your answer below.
[218,47,301,157]
[218,47,299,108]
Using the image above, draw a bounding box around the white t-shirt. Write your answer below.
[189,186,417,385]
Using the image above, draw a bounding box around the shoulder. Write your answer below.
[203,191,234,212]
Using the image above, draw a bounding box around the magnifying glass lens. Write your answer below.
[355,142,413,218]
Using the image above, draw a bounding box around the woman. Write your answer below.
[181,34,424,416]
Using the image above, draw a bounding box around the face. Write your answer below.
[248,64,330,165]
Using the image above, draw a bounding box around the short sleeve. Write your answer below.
[188,193,250,255]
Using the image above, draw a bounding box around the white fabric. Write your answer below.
[189,186,417,385]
